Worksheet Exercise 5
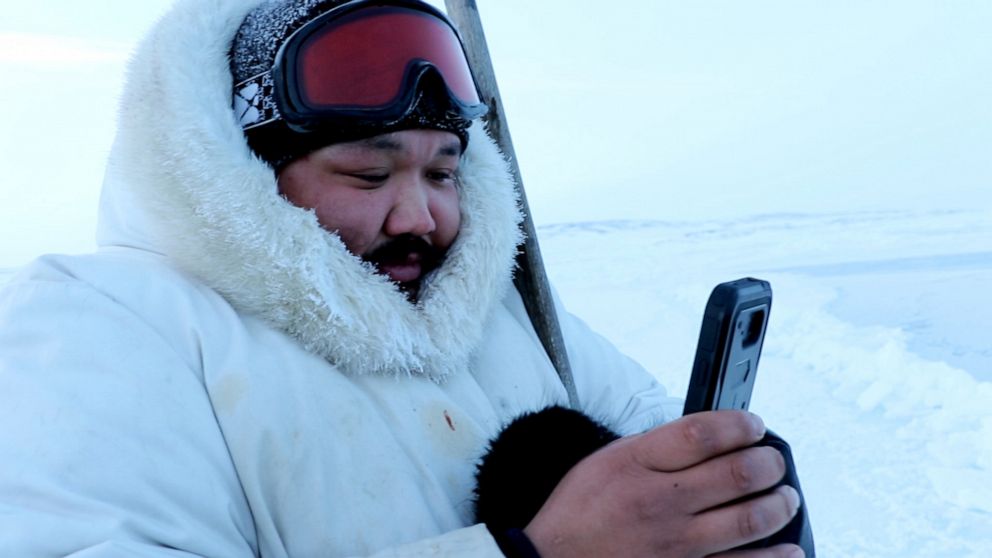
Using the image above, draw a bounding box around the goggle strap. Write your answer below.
[234,71,281,130]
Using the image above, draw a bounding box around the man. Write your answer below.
[0,0,802,556]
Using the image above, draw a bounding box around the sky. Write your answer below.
[1,0,990,268]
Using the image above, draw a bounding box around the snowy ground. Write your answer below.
[539,208,992,557]
[1,208,989,556]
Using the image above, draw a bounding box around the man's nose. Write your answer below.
[384,180,436,238]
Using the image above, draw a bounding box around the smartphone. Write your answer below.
[682,278,772,415]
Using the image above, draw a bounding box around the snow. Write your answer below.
[538,208,992,556]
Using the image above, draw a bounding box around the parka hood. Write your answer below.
[96,0,523,381]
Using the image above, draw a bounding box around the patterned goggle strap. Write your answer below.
[234,71,281,130]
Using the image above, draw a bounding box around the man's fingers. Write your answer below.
[676,445,787,514]
[690,485,801,555]
[630,411,766,472]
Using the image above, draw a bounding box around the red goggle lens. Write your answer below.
[295,7,480,109]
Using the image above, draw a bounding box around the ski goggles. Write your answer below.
[234,0,487,133]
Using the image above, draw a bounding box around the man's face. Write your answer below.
[278,129,462,298]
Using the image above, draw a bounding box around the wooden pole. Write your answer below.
[444,0,580,409]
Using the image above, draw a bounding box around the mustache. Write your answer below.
[362,235,446,275]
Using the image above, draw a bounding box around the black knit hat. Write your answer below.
[231,0,476,171]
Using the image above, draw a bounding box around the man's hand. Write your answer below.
[523,411,803,558]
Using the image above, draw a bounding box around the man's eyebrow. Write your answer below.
[437,142,461,158]
[346,137,461,157]
[356,137,403,152]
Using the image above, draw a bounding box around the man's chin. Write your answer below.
[376,264,425,301]
[360,235,447,301]
[396,279,423,302]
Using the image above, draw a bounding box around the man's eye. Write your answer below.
[429,170,456,183]
[348,173,388,184]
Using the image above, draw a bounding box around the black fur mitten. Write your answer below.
[473,405,619,533]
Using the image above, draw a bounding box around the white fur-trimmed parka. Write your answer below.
[0,0,678,556]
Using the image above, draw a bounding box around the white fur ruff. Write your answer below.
[98,0,523,381]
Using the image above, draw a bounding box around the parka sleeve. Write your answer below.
[0,278,258,556]
[0,272,513,558]
[553,290,684,436]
